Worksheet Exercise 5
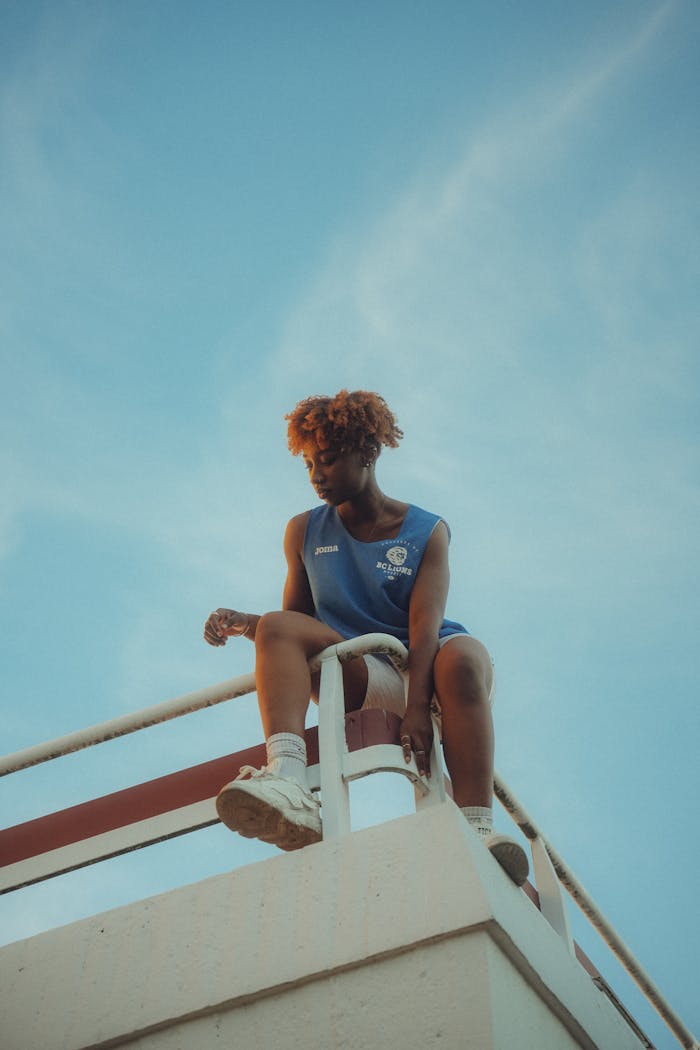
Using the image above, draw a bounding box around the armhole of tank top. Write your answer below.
[429,516,451,543]
[299,509,315,566]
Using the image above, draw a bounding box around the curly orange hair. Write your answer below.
[285,390,403,459]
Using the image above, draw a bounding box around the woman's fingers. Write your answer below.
[204,610,230,645]
[204,608,249,645]
[203,616,225,645]
[400,734,431,778]
[215,608,248,636]
[414,745,431,779]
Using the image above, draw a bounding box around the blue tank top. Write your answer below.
[302,504,468,646]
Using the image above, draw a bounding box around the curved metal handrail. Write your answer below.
[0,634,407,778]
[0,632,696,1049]
[494,775,698,1050]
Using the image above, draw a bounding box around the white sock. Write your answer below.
[460,806,493,839]
[266,732,310,791]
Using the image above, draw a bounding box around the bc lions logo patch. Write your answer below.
[376,544,414,579]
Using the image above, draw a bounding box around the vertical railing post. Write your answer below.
[317,648,351,839]
[530,835,575,954]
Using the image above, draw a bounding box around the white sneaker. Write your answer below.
[486,834,529,886]
[216,766,322,851]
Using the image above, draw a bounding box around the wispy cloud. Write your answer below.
[2,3,693,723]
[264,2,696,582]
[271,3,680,376]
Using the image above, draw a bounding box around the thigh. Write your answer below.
[257,609,345,657]
[266,612,367,712]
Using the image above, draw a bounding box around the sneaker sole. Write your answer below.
[488,839,529,886]
[216,783,322,851]
[275,817,323,851]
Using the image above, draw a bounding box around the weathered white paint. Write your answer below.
[1,802,646,1050]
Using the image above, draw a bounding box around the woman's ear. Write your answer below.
[363,444,379,469]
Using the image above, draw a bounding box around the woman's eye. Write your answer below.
[303,454,335,471]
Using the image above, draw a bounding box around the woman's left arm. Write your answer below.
[400,521,451,777]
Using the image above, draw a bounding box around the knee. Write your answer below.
[255,610,340,661]
[255,610,295,649]
[451,657,488,702]
[435,644,492,706]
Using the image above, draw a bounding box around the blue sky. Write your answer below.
[1,2,698,1045]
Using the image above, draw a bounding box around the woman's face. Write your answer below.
[301,443,368,505]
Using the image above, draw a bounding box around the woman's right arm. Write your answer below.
[282,512,315,615]
[203,513,314,647]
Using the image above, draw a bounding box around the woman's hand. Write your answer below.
[399,705,434,779]
[203,608,249,647]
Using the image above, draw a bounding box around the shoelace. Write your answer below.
[236,764,269,780]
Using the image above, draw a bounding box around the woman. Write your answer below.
[204,390,527,884]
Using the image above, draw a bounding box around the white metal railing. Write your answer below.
[0,633,697,1050]
[492,776,699,1050]
[0,634,404,778]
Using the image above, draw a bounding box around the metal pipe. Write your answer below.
[495,774,699,1050]
[0,634,408,778]
[311,633,408,672]
[0,673,256,777]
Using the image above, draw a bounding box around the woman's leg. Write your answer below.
[254,610,369,737]
[433,635,494,808]
[433,636,528,885]
[217,611,369,850]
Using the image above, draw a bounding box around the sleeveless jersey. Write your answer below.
[302,504,467,647]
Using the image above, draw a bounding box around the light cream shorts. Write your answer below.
[361,634,495,719]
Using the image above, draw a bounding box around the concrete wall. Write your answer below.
[1,803,644,1050]
[118,935,586,1050]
